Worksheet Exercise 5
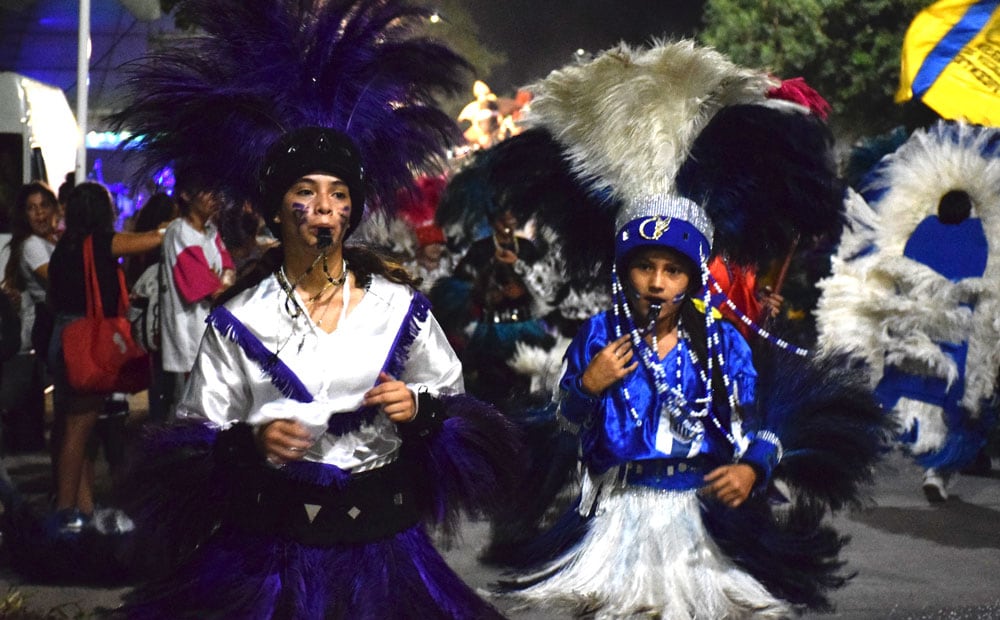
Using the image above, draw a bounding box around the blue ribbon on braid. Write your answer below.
[208,306,314,403]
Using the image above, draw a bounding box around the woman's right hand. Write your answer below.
[257,419,314,465]
[579,334,638,396]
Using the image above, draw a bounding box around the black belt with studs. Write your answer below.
[239,457,421,546]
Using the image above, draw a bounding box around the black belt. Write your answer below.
[617,456,714,489]
[238,457,421,546]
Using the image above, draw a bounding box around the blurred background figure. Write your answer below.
[398,175,455,294]
[45,182,165,535]
[124,192,177,287]
[436,207,553,407]
[158,172,235,419]
[124,192,178,423]
[815,121,1000,503]
[0,181,61,460]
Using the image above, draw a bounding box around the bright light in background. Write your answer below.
[85,130,131,149]
[429,12,441,23]
[20,75,79,185]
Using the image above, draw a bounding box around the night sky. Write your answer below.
[0,1,707,107]
[460,0,706,94]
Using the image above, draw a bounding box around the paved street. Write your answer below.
[1,393,998,619]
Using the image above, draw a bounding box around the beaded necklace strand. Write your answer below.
[706,272,809,357]
[275,255,349,354]
[611,261,739,448]
[492,231,519,254]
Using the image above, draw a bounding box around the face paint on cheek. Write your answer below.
[291,202,311,226]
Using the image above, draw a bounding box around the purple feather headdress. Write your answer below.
[109,0,470,217]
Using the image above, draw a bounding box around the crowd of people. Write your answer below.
[0,0,996,618]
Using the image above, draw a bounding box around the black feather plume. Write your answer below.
[676,104,846,267]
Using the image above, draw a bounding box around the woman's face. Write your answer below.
[25,191,57,237]
[276,174,352,251]
[627,246,693,321]
[420,242,445,262]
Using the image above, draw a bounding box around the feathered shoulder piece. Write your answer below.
[110,0,470,214]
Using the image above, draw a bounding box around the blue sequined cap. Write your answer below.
[614,194,713,266]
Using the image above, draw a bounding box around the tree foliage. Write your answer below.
[699,0,934,142]
[411,0,508,117]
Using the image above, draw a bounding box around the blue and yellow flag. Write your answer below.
[897,0,1000,126]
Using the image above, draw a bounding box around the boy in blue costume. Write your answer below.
[491,40,891,619]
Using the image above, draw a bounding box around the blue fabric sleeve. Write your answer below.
[715,322,778,487]
[739,433,782,488]
[557,315,610,426]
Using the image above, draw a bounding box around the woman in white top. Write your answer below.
[121,127,519,619]
[1,181,60,354]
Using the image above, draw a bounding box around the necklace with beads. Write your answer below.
[610,265,739,446]
[492,231,519,254]
[304,255,349,303]
[275,255,349,353]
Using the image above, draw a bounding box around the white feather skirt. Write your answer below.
[506,486,791,619]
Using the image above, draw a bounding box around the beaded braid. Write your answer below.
[706,273,809,357]
[610,261,740,448]
[695,250,740,447]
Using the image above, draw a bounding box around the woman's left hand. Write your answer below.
[363,372,416,423]
[702,463,757,508]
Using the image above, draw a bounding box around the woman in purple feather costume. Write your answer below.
[118,127,518,619]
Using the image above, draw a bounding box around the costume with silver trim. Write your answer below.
[489,40,891,618]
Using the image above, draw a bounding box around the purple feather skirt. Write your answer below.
[123,518,504,620]
[119,392,521,619]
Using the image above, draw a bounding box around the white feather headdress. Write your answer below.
[524,40,776,206]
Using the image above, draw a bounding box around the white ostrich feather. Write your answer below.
[509,337,572,395]
[351,211,417,258]
[816,120,1000,425]
[523,40,775,204]
[835,189,881,261]
[868,123,1000,257]
[894,398,948,454]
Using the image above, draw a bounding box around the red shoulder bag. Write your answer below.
[62,235,151,394]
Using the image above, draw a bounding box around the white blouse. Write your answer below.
[179,273,464,473]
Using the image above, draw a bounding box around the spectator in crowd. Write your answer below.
[158,174,235,418]
[0,182,60,458]
[45,182,166,535]
[123,192,179,424]
[124,193,178,287]
[2,181,60,356]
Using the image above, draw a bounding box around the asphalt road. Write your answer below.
[1,404,998,619]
